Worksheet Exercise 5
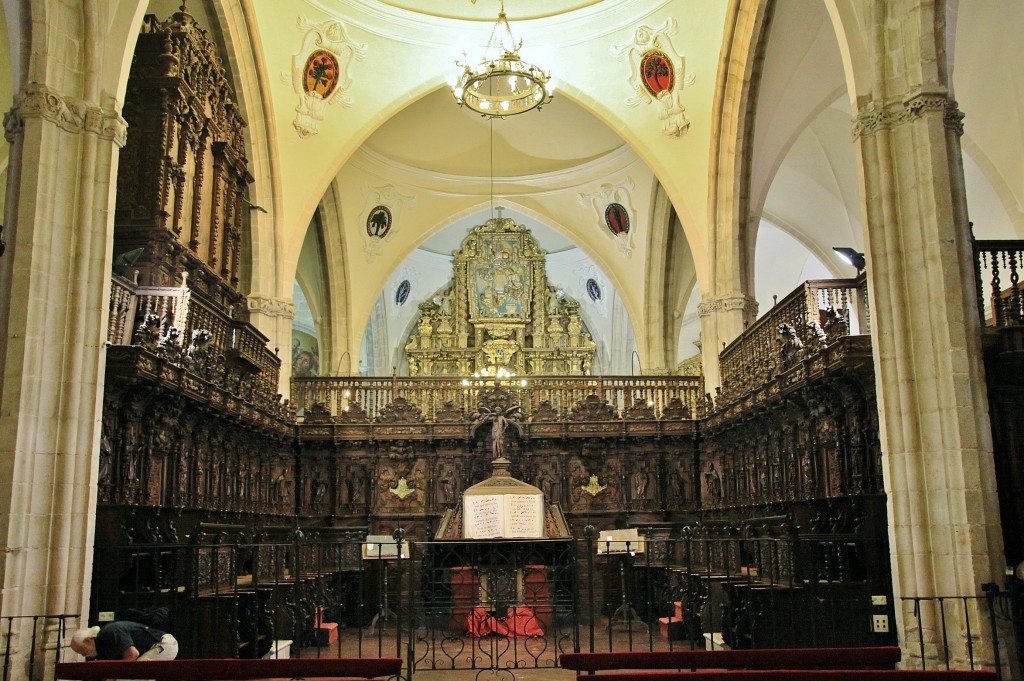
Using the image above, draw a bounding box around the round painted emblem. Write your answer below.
[303,49,340,98]
[366,206,392,238]
[605,203,630,236]
[639,50,674,98]
[395,280,411,306]
[586,278,602,302]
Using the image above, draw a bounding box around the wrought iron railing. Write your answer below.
[975,240,1024,328]
[0,614,79,681]
[15,531,1015,679]
[900,586,1021,680]
[291,375,704,422]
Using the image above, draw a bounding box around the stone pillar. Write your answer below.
[247,295,296,395]
[852,1,1004,669]
[697,293,758,393]
[0,84,126,666]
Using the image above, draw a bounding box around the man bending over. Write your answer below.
[70,621,178,661]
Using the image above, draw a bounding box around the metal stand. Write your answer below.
[607,553,647,633]
[365,559,398,633]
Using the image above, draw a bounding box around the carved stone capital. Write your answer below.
[852,91,963,139]
[698,294,758,318]
[5,83,128,146]
[247,295,296,319]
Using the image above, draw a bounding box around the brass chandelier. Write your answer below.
[450,1,553,117]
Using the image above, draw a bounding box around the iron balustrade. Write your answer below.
[900,587,1023,681]
[1,614,79,681]
[11,535,1013,680]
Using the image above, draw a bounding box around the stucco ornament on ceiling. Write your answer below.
[284,17,367,138]
[613,18,694,138]
[363,185,415,263]
[578,179,636,258]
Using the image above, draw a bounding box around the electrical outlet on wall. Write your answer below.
[98,611,115,622]
[872,614,889,633]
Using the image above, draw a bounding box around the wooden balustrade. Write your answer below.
[291,374,704,421]
[974,239,1024,328]
[107,276,136,345]
[105,276,280,392]
[719,278,867,399]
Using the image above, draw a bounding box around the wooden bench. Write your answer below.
[554,673,997,681]
[55,656,402,681]
[560,647,903,674]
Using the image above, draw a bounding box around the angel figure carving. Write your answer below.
[612,17,695,138]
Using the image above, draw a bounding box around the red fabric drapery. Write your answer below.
[466,606,544,637]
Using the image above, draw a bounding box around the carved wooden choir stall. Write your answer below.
[93,5,910,662]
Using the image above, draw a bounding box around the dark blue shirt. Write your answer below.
[94,620,164,660]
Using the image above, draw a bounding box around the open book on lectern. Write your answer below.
[463,493,545,539]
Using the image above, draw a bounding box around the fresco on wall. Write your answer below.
[292,330,320,377]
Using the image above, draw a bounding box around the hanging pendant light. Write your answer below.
[450,1,554,118]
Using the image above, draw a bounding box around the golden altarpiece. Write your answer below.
[405,217,596,377]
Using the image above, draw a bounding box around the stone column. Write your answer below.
[0,84,126,666]
[697,293,758,394]
[247,295,296,394]
[851,1,1004,669]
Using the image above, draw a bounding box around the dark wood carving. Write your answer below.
[116,9,252,307]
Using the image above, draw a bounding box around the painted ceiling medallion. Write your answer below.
[579,180,636,258]
[614,18,694,138]
[604,203,630,236]
[285,17,367,138]
[586,278,602,302]
[302,49,340,98]
[639,50,674,97]
[363,185,414,264]
[396,280,411,306]
[367,205,393,238]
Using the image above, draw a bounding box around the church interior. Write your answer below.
[1,0,1023,679]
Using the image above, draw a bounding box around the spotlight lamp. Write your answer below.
[450,3,553,118]
[832,247,866,272]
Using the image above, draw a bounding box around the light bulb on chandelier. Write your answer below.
[450,1,554,118]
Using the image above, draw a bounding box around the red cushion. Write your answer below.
[56,657,402,680]
[559,647,902,671]
[562,673,997,681]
